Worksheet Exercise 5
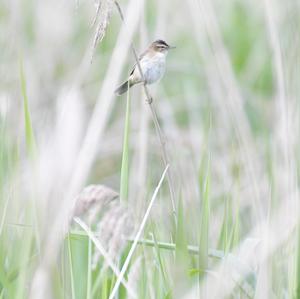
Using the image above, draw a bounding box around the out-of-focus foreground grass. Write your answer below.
[0,0,300,298]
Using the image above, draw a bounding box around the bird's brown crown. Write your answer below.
[151,39,171,52]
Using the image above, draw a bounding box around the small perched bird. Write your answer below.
[114,39,175,96]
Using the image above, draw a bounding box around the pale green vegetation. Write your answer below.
[0,0,300,298]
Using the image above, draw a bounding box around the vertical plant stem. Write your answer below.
[108,164,169,299]
[120,87,131,202]
[67,234,75,299]
[199,155,210,297]
[19,60,41,258]
[114,1,176,218]
[19,60,37,157]
[86,236,92,299]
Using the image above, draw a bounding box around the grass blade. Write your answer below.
[108,164,169,299]
[120,87,131,202]
[19,60,37,157]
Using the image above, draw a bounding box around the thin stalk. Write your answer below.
[120,86,131,202]
[127,238,224,259]
[67,234,75,299]
[86,237,92,299]
[108,165,169,299]
[73,217,137,299]
[69,230,225,259]
[114,1,176,218]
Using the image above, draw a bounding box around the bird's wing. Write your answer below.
[129,50,147,76]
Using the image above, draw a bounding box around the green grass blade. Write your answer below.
[150,232,169,292]
[120,87,131,202]
[175,197,189,263]
[86,236,92,299]
[296,224,300,298]
[19,60,37,157]
[67,234,76,299]
[14,222,34,299]
[199,154,210,282]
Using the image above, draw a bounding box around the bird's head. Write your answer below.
[151,39,176,54]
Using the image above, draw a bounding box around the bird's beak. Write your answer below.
[168,45,176,50]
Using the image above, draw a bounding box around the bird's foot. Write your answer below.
[146,97,153,104]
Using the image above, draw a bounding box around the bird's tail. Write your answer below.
[114,80,133,96]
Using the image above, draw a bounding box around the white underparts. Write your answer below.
[131,52,167,85]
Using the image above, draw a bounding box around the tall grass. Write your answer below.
[0,0,299,298]
[120,89,131,202]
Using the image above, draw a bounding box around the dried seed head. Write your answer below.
[92,201,135,268]
[107,210,133,257]
[73,185,134,268]
[90,0,114,62]
[73,184,119,222]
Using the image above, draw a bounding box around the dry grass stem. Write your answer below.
[114,1,176,217]
[108,164,169,299]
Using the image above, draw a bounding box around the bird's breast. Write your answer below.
[133,54,166,85]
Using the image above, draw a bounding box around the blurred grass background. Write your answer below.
[0,0,300,298]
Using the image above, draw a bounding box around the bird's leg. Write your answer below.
[143,82,153,104]
[147,97,153,104]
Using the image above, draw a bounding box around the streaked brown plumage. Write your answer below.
[115,39,175,96]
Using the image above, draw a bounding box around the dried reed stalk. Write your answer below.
[114,1,176,217]
[108,164,170,299]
